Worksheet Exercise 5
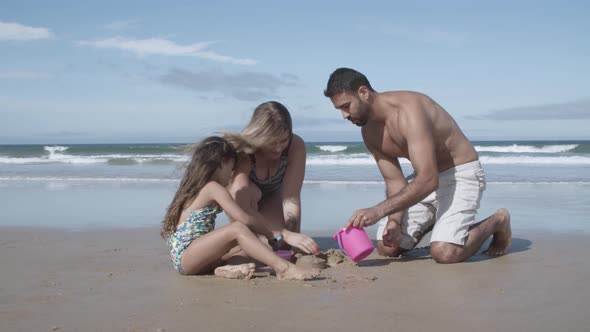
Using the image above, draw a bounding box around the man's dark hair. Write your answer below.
[324,68,375,98]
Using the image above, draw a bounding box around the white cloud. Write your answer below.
[78,37,257,65]
[0,21,53,41]
[158,68,297,101]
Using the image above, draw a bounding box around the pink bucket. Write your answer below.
[333,227,374,262]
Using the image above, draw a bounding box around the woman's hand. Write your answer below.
[282,230,319,254]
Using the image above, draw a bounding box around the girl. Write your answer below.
[161,136,318,280]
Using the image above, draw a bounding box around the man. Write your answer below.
[324,68,511,263]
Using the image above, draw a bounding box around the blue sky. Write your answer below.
[1,0,589,143]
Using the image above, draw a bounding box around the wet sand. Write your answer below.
[1,226,589,332]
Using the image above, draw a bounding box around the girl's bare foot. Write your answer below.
[214,263,256,280]
[485,208,512,256]
[275,262,320,281]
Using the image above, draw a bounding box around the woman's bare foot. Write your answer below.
[214,263,256,280]
[485,208,512,256]
[275,262,320,281]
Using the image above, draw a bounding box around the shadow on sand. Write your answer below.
[312,236,532,265]
[463,237,532,263]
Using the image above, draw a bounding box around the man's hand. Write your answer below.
[282,230,319,254]
[382,219,402,248]
[344,207,382,229]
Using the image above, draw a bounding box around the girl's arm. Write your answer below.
[203,181,276,241]
[281,134,306,233]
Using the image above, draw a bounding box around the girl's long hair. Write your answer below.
[161,136,237,238]
[224,101,292,154]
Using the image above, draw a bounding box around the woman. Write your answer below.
[224,101,319,254]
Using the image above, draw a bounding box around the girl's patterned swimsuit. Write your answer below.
[166,205,222,274]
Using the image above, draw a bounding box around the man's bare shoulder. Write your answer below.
[381,90,429,99]
[375,91,421,116]
[379,91,436,127]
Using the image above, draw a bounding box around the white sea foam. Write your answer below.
[43,145,69,154]
[304,180,385,185]
[306,154,590,166]
[2,154,588,165]
[317,145,348,153]
[307,153,392,165]
[0,153,188,164]
[0,176,178,182]
[479,155,590,165]
[475,144,578,153]
[304,180,590,185]
[1,176,588,185]
[1,150,589,166]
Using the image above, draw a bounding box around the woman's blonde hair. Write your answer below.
[224,101,292,154]
[160,136,237,237]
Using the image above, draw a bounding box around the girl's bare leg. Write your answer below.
[180,222,319,280]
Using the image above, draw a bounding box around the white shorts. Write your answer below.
[376,160,486,249]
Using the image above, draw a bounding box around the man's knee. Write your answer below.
[430,242,463,264]
[377,241,404,257]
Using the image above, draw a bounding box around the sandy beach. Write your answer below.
[1,226,589,332]
[1,165,589,331]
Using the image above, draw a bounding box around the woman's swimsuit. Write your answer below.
[249,137,292,197]
[166,205,222,274]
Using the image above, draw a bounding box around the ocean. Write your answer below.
[1,141,589,233]
[1,140,589,183]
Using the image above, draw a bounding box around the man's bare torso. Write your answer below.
[363,91,478,173]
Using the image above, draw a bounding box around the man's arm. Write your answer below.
[346,104,439,228]
[375,150,407,224]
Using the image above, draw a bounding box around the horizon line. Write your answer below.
[1,138,590,145]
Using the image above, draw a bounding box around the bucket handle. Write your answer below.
[336,231,348,257]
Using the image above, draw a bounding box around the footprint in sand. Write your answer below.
[214,263,256,280]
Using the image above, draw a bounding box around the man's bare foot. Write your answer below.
[485,208,512,256]
[276,262,320,281]
[214,263,256,280]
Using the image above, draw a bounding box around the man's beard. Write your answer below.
[347,117,367,127]
[348,103,369,126]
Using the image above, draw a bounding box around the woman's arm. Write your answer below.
[281,134,306,233]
